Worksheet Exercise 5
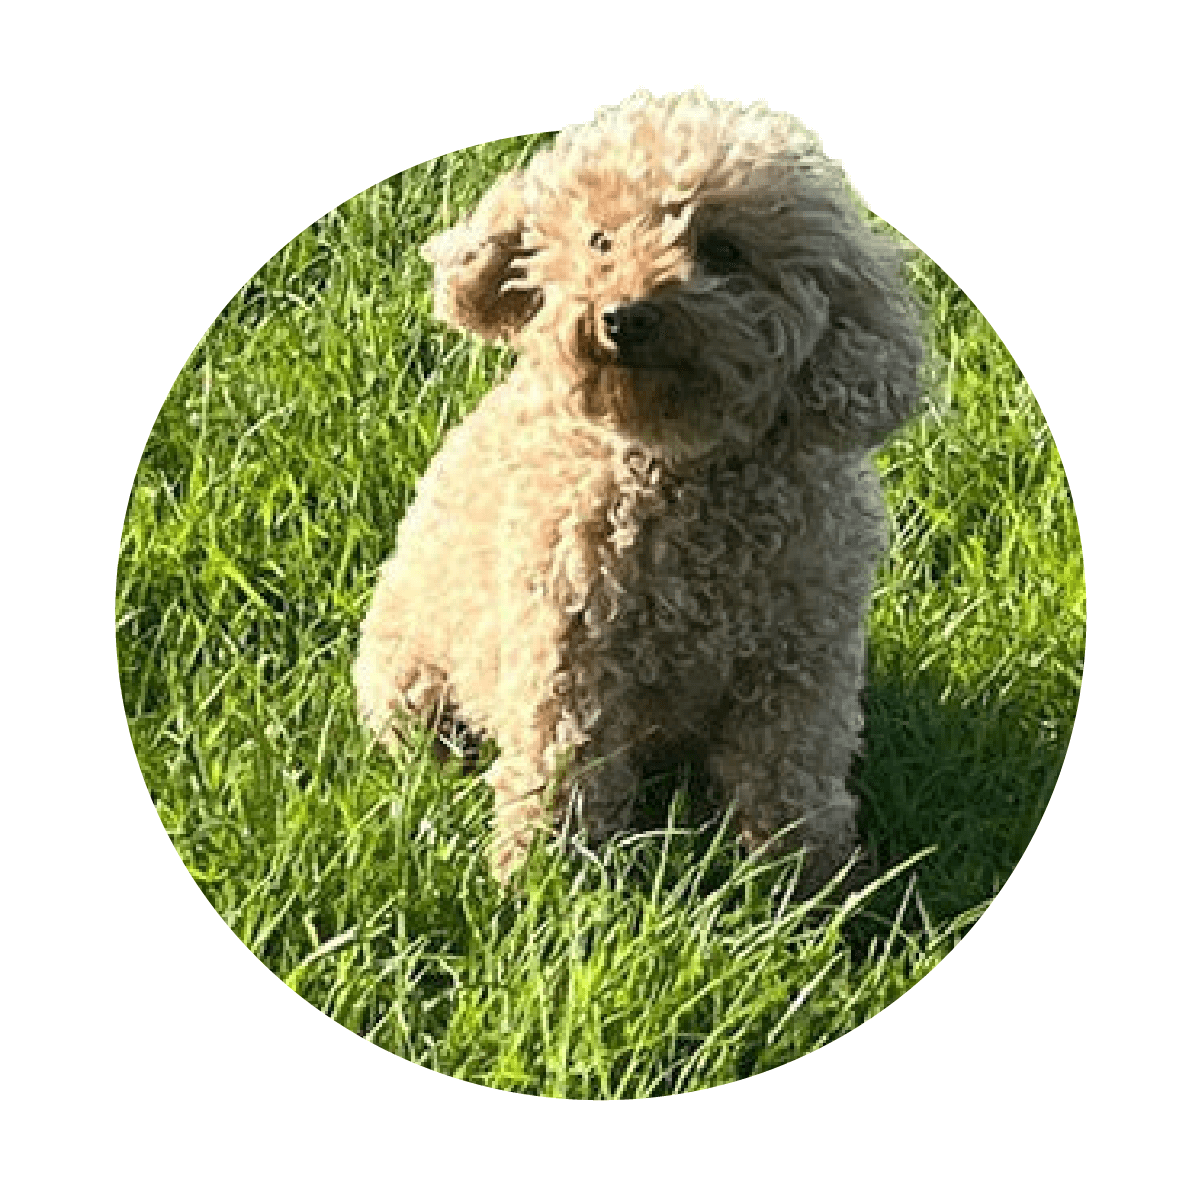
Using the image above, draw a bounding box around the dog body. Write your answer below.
[354,91,922,882]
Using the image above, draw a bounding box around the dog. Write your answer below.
[354,89,923,885]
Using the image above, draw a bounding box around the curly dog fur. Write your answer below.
[354,90,923,885]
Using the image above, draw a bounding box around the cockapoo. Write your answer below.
[354,90,923,885]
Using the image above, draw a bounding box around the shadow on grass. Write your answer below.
[846,672,1071,953]
[419,660,1073,959]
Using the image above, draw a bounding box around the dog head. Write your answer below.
[422,90,923,457]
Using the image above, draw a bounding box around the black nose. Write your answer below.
[603,302,662,347]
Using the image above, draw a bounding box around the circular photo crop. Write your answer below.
[115,92,1085,1097]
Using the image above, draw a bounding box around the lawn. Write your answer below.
[114,130,1085,1097]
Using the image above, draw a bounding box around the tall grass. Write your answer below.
[115,131,1084,1096]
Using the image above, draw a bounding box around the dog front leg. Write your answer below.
[708,648,866,889]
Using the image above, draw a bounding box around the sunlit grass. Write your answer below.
[115,131,1084,1096]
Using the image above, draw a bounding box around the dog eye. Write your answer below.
[698,234,747,271]
[589,230,613,253]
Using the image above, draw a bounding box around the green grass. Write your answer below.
[115,131,1085,1097]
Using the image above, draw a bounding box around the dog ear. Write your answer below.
[421,169,542,343]
[789,196,924,449]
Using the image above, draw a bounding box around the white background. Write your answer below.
[3,2,1197,1197]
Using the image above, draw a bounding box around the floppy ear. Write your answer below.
[421,168,542,343]
[788,190,924,449]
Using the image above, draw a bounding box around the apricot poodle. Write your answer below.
[354,89,923,885]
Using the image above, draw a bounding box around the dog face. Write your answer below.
[525,194,834,454]
[422,91,923,455]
